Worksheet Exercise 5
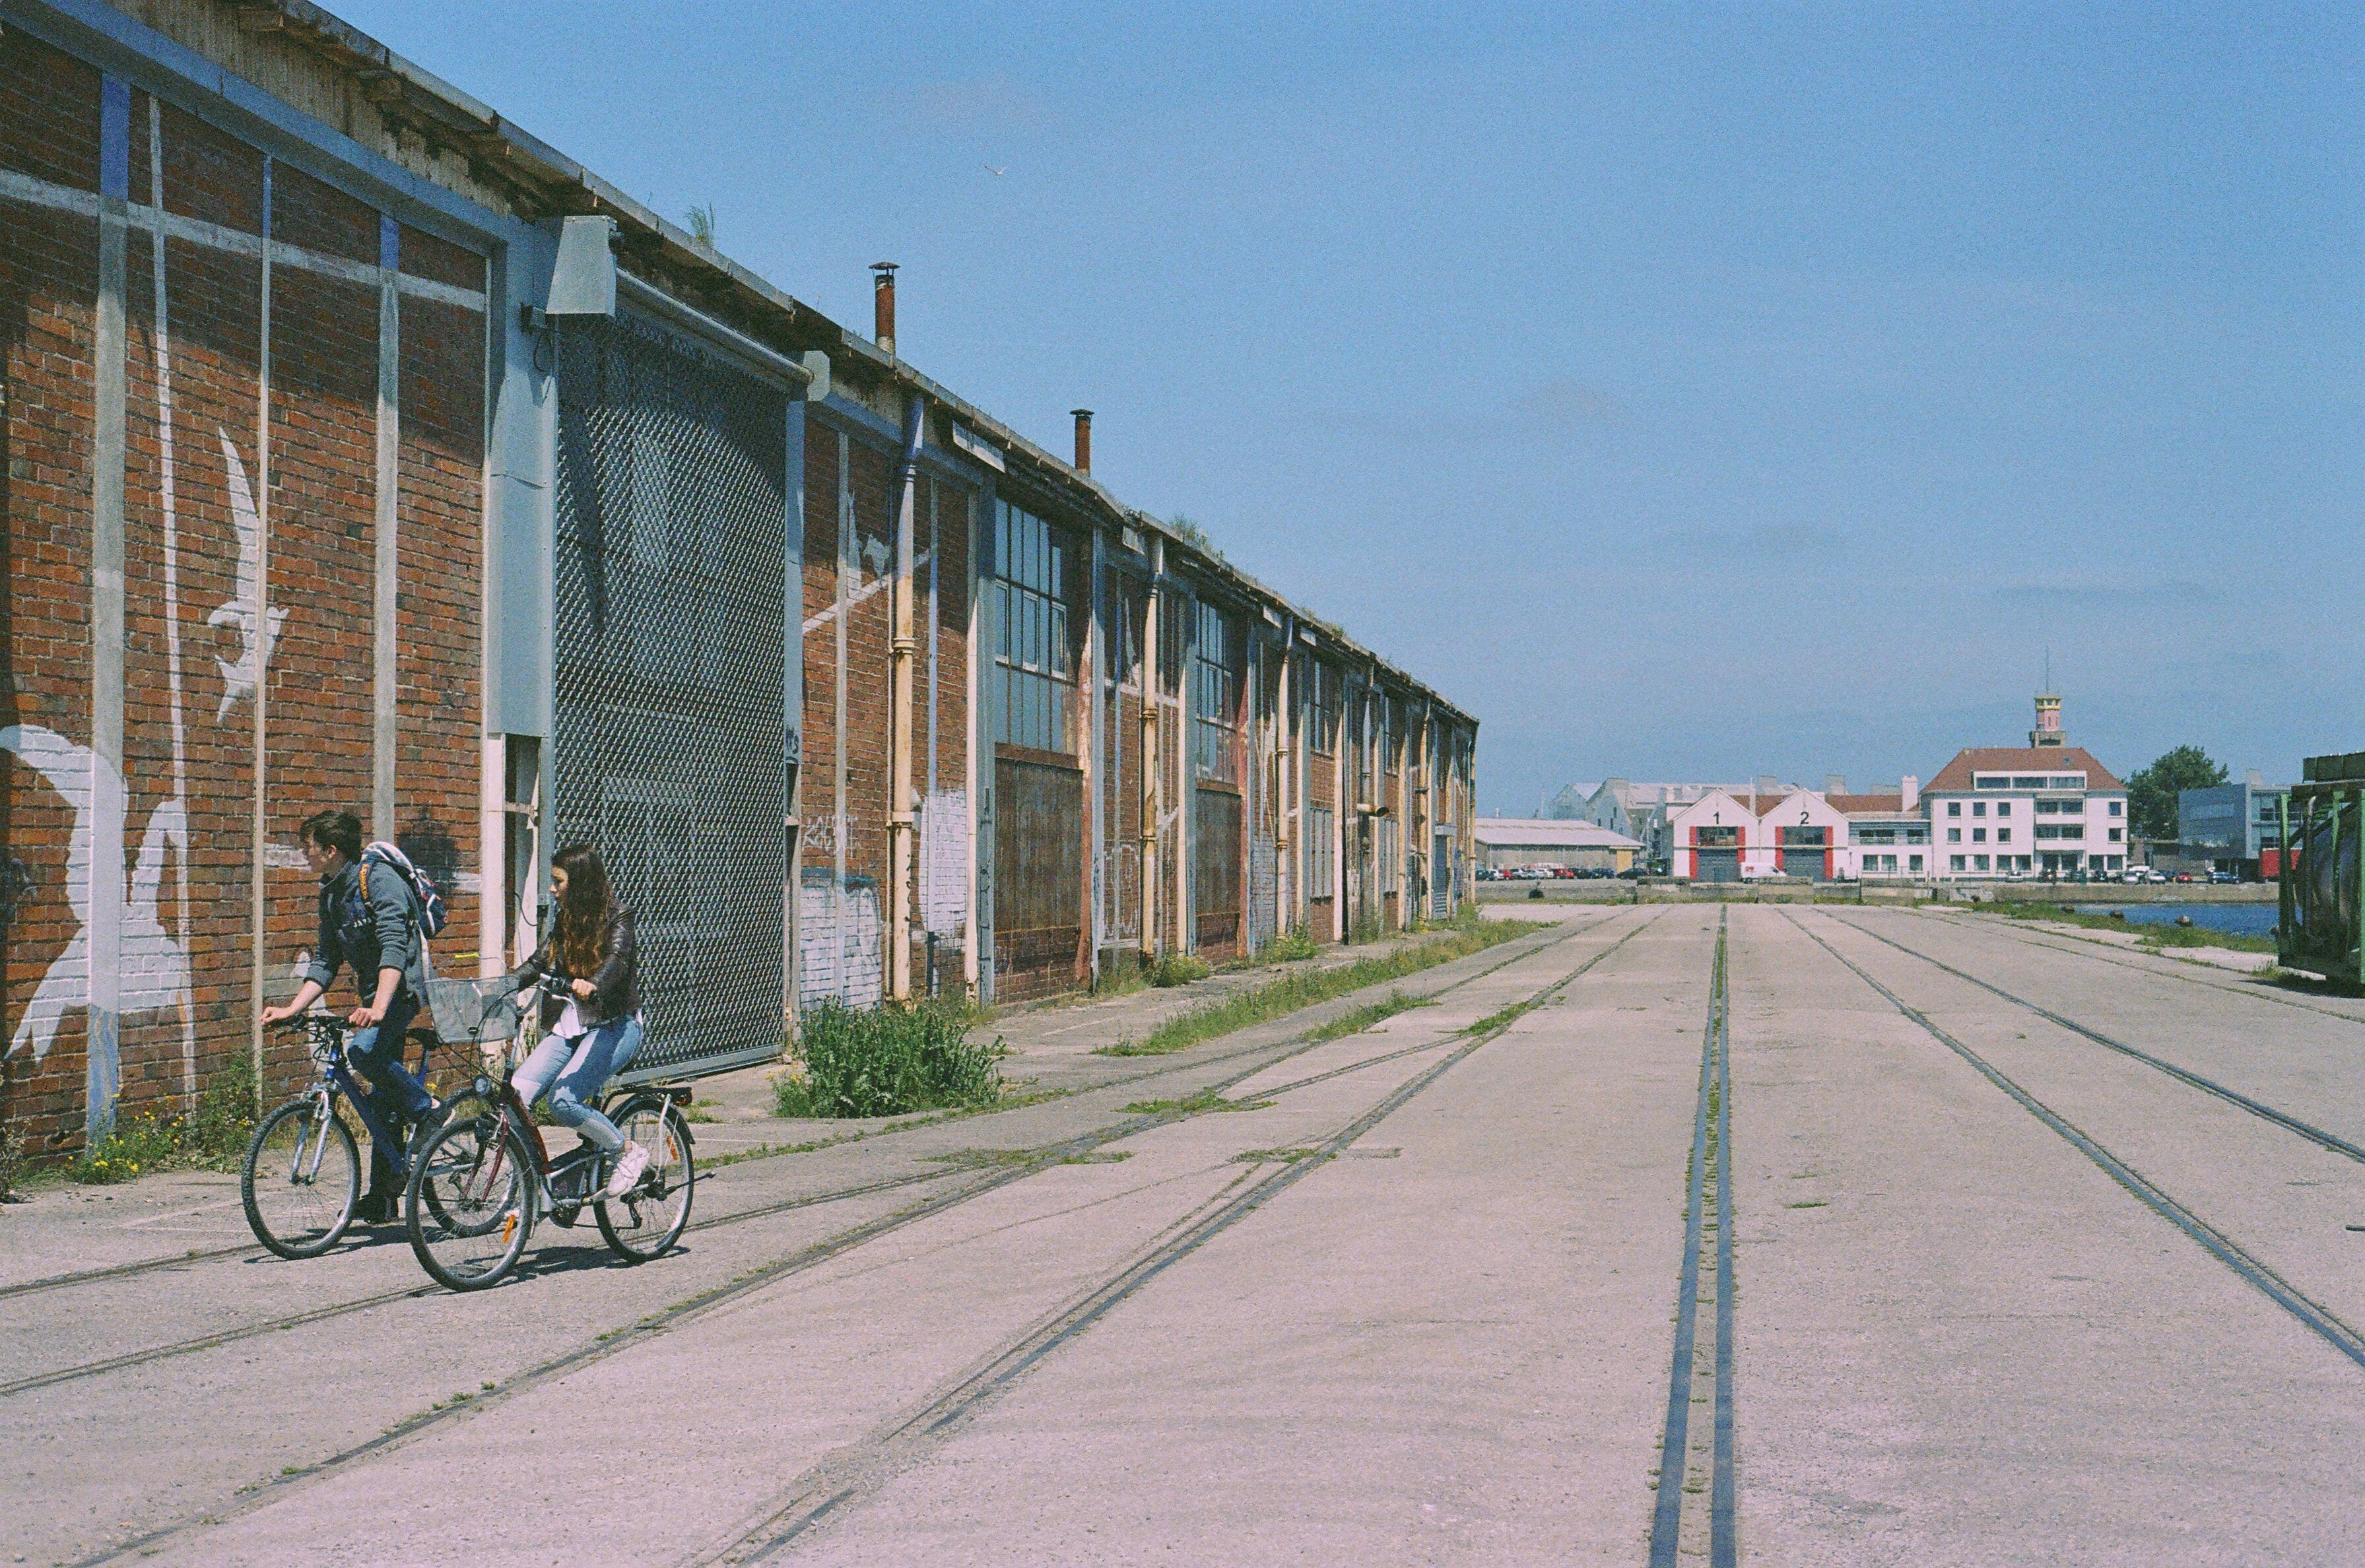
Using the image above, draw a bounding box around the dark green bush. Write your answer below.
[780,1000,1003,1119]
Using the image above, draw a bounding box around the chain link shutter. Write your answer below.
[552,314,791,1080]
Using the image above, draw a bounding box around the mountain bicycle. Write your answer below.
[405,1051,696,1292]
[240,978,521,1259]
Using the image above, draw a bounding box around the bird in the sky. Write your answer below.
[983,163,1005,176]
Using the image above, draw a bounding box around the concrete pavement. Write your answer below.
[7,904,2365,1565]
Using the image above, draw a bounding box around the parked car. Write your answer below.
[1616,866,1648,880]
[2117,868,2147,884]
[2209,870,2239,885]
[2174,872,2197,884]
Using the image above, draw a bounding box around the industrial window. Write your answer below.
[2012,775,2044,789]
[2108,800,2123,816]
[1950,855,1966,872]
[992,501,1075,754]
[1910,855,1925,872]
[1906,827,1929,843]
[2108,827,2122,842]
[1191,601,1240,784]
[1974,775,2009,789]
[1997,829,2012,844]
[2035,824,2086,841]
[1947,801,1962,817]
[1972,828,1986,843]
[1947,828,1961,843]
[1997,802,2012,816]
[1972,801,1987,818]
[2049,774,2085,789]
[1308,805,1335,896]
[1974,855,1990,871]
[1308,659,1339,755]
[1377,815,1399,889]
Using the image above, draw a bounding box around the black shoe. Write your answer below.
[354,1191,396,1226]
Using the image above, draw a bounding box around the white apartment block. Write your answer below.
[1923,746,2129,879]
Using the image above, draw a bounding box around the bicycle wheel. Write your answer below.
[242,1097,359,1259]
[594,1099,695,1263]
[406,1113,535,1291]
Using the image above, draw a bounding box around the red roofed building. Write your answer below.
[1921,703,2129,879]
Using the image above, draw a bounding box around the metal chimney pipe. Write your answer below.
[871,262,898,356]
[1071,408,1092,474]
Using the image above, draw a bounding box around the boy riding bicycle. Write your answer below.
[260,809,434,1224]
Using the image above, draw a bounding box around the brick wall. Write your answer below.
[1,32,486,1157]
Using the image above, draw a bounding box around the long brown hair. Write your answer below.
[550,842,616,979]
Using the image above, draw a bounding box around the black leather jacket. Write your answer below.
[507,907,640,1029]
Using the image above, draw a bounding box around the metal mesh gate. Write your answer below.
[552,313,792,1080]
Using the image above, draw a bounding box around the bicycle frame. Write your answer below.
[282,1018,437,1183]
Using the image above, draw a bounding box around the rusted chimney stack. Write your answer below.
[871,261,898,356]
[1072,408,1092,474]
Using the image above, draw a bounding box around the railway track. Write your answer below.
[1830,914,2365,1165]
[1648,909,1738,1568]
[690,913,1659,1564]
[3,915,1588,1308]
[1787,910,2365,1373]
[63,914,1653,1568]
[1914,906,2365,1029]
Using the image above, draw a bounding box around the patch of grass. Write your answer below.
[71,1113,181,1185]
[1096,917,1543,1058]
[780,1000,1004,1119]
[1263,927,1320,962]
[680,1101,721,1124]
[1147,952,1213,987]
[1059,1150,1131,1165]
[1234,1146,1323,1163]
[1121,1088,1269,1117]
[1300,991,1432,1044]
[1982,902,2277,954]
[1786,1200,1829,1210]
[0,1115,27,1202]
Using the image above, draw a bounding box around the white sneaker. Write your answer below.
[603,1141,651,1200]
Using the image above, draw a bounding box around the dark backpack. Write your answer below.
[360,841,449,940]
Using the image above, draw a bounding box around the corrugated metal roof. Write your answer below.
[1473,818,1644,849]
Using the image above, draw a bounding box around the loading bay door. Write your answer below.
[1696,849,1741,883]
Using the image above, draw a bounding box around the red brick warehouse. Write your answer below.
[1,0,1479,1160]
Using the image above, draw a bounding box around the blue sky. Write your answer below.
[340,1,2362,811]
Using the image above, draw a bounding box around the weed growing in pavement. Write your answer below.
[778,999,1004,1119]
[1121,1088,1269,1117]
[0,1117,26,1202]
[1465,996,1544,1035]
[1059,1150,1131,1164]
[1147,952,1213,987]
[1096,917,1542,1057]
[1234,1146,1323,1163]
[71,1113,180,1185]
[1785,1200,1828,1209]
[1263,927,1319,962]
[680,1100,721,1124]
[1298,991,1432,1044]
[184,1049,259,1168]
[923,1147,1043,1169]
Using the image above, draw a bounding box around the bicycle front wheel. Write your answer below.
[242,1097,359,1259]
[595,1099,695,1263]
[407,1115,535,1291]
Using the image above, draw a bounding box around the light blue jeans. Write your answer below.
[512,1014,643,1154]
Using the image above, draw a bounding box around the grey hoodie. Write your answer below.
[302,858,430,1000]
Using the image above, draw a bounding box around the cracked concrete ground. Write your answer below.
[7,905,2364,1565]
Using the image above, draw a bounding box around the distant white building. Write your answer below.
[1583,778,1799,870]
[1923,746,2128,879]
[1830,778,1929,878]
[1475,818,1643,873]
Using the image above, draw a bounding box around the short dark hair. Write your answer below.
[301,810,364,865]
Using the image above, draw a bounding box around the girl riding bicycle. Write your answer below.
[507,843,650,1199]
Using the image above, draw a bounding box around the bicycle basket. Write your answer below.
[422,977,523,1045]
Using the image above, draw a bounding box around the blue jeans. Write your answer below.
[345,993,431,1193]
[512,1015,643,1154]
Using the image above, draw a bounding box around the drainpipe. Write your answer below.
[1141,537,1163,958]
[888,389,923,1001]
[1275,620,1293,934]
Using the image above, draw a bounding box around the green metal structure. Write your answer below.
[2279,752,2365,984]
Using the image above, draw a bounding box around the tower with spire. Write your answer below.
[2030,690,2065,748]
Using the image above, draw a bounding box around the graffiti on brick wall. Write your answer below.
[1,727,192,1071]
[207,428,286,719]
[920,789,969,938]
[799,870,883,1013]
